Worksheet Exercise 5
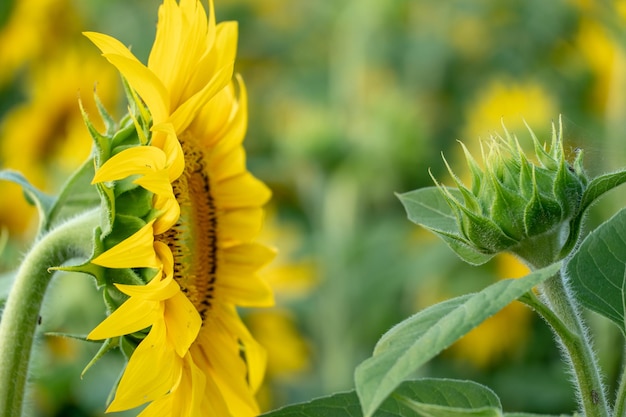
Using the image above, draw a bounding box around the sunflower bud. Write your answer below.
[433,119,587,264]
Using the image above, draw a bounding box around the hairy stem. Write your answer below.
[614,346,626,417]
[0,210,98,417]
[522,273,610,417]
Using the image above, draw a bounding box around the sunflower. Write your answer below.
[81,0,274,415]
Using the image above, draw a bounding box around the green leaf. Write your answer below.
[46,158,100,230]
[561,169,626,256]
[567,208,626,334]
[0,170,55,234]
[395,379,502,417]
[261,379,500,417]
[580,169,626,210]
[397,188,494,265]
[504,414,578,417]
[355,262,561,417]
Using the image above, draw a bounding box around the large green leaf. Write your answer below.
[397,188,493,265]
[355,263,561,417]
[395,379,501,417]
[567,208,626,334]
[261,379,500,417]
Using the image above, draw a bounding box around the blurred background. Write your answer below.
[1,0,626,415]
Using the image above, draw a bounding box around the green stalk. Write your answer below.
[0,210,98,417]
[613,347,626,417]
[521,276,610,417]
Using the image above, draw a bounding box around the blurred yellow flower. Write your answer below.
[463,79,557,145]
[248,309,310,378]
[0,0,81,85]
[0,48,118,237]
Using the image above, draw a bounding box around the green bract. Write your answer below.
[433,120,587,263]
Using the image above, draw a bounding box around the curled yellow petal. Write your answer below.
[91,221,160,269]
[92,146,167,184]
[87,297,161,340]
[107,319,183,412]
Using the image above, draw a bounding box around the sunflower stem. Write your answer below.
[0,210,99,417]
[612,346,626,416]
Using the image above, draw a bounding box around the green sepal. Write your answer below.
[572,148,587,184]
[51,262,105,285]
[528,123,557,170]
[459,142,484,196]
[102,214,147,250]
[523,186,562,237]
[397,187,495,265]
[122,76,151,133]
[553,157,584,220]
[80,98,111,165]
[93,89,117,136]
[111,116,142,151]
[457,204,516,253]
[517,152,535,200]
[49,225,104,284]
[0,170,55,236]
[115,186,154,219]
[96,183,116,238]
[119,334,140,360]
[488,176,527,240]
[82,337,119,378]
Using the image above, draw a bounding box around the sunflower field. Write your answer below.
[1,0,626,416]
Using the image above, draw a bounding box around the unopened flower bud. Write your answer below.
[433,119,587,262]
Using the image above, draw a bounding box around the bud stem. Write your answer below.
[522,271,609,417]
[0,210,99,417]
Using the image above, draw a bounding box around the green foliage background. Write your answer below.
[1,0,626,415]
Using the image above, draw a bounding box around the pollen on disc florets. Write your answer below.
[433,118,588,259]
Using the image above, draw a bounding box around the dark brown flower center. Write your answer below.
[156,136,217,322]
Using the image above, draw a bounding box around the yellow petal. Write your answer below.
[152,194,181,235]
[107,319,183,412]
[214,172,271,209]
[164,292,202,357]
[217,272,274,307]
[134,170,174,197]
[219,207,263,242]
[169,62,234,133]
[91,221,160,269]
[83,31,137,61]
[137,354,206,417]
[151,122,184,181]
[222,242,276,273]
[92,146,167,184]
[116,275,179,301]
[209,144,246,183]
[87,298,160,340]
[84,32,170,123]
[218,304,267,393]
[154,241,174,276]
[198,315,259,417]
[189,81,233,143]
[147,0,184,93]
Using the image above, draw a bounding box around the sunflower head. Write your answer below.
[433,118,587,263]
[73,2,274,415]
